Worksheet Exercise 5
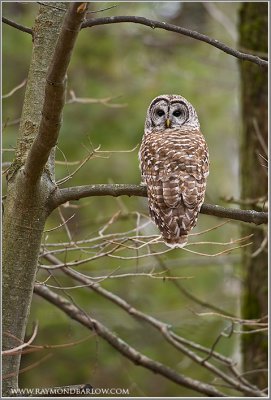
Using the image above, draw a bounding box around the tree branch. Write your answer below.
[2,16,33,36]
[23,3,88,185]
[82,16,268,68]
[34,284,225,397]
[61,266,263,397]
[50,184,268,225]
[37,252,265,397]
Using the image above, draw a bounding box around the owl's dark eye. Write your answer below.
[173,109,182,117]
[156,109,165,117]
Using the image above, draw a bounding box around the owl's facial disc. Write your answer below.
[150,99,189,130]
[150,100,168,129]
[168,102,189,128]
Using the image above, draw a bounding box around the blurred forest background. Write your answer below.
[2,2,264,397]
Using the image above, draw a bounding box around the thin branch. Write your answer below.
[87,5,118,14]
[34,284,225,397]
[222,195,267,209]
[23,3,88,185]
[202,324,234,363]
[2,79,27,99]
[3,354,52,379]
[43,272,192,289]
[81,16,268,68]
[195,312,268,327]
[39,254,264,397]
[202,2,237,41]
[36,2,67,12]
[66,90,127,108]
[56,147,98,186]
[2,117,21,128]
[252,118,268,157]
[2,16,33,35]
[2,323,38,355]
[44,213,75,233]
[251,235,268,258]
[50,184,268,225]
[156,256,235,317]
[8,333,95,355]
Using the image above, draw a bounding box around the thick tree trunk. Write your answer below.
[2,4,66,395]
[239,3,268,389]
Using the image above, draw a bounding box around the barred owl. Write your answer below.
[139,94,209,248]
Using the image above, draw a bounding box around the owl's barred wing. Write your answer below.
[145,173,203,248]
[160,140,209,210]
[161,176,180,208]
[160,173,203,209]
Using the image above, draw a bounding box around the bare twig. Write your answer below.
[252,118,268,157]
[44,213,75,233]
[56,149,96,186]
[37,254,264,397]
[2,323,38,355]
[2,117,21,128]
[202,3,237,41]
[2,162,12,174]
[2,79,27,99]
[251,235,268,258]
[24,3,88,185]
[202,324,234,363]
[19,334,95,355]
[195,312,268,327]
[2,16,33,35]
[81,16,268,68]
[50,184,268,225]
[87,5,117,14]
[3,354,52,379]
[222,195,267,209]
[43,271,192,289]
[66,90,127,108]
[182,241,252,258]
[34,284,225,397]
[156,256,235,317]
[57,207,74,243]
[36,2,66,12]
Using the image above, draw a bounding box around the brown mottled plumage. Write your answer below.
[139,94,209,248]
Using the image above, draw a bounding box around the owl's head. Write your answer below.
[144,94,200,133]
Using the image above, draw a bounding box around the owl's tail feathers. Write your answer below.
[163,235,188,249]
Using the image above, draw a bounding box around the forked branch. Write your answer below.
[34,284,225,397]
[36,253,265,397]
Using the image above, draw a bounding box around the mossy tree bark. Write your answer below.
[239,3,268,389]
[2,2,88,395]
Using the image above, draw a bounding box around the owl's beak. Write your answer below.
[165,118,171,128]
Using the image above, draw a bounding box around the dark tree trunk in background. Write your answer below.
[239,3,268,389]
